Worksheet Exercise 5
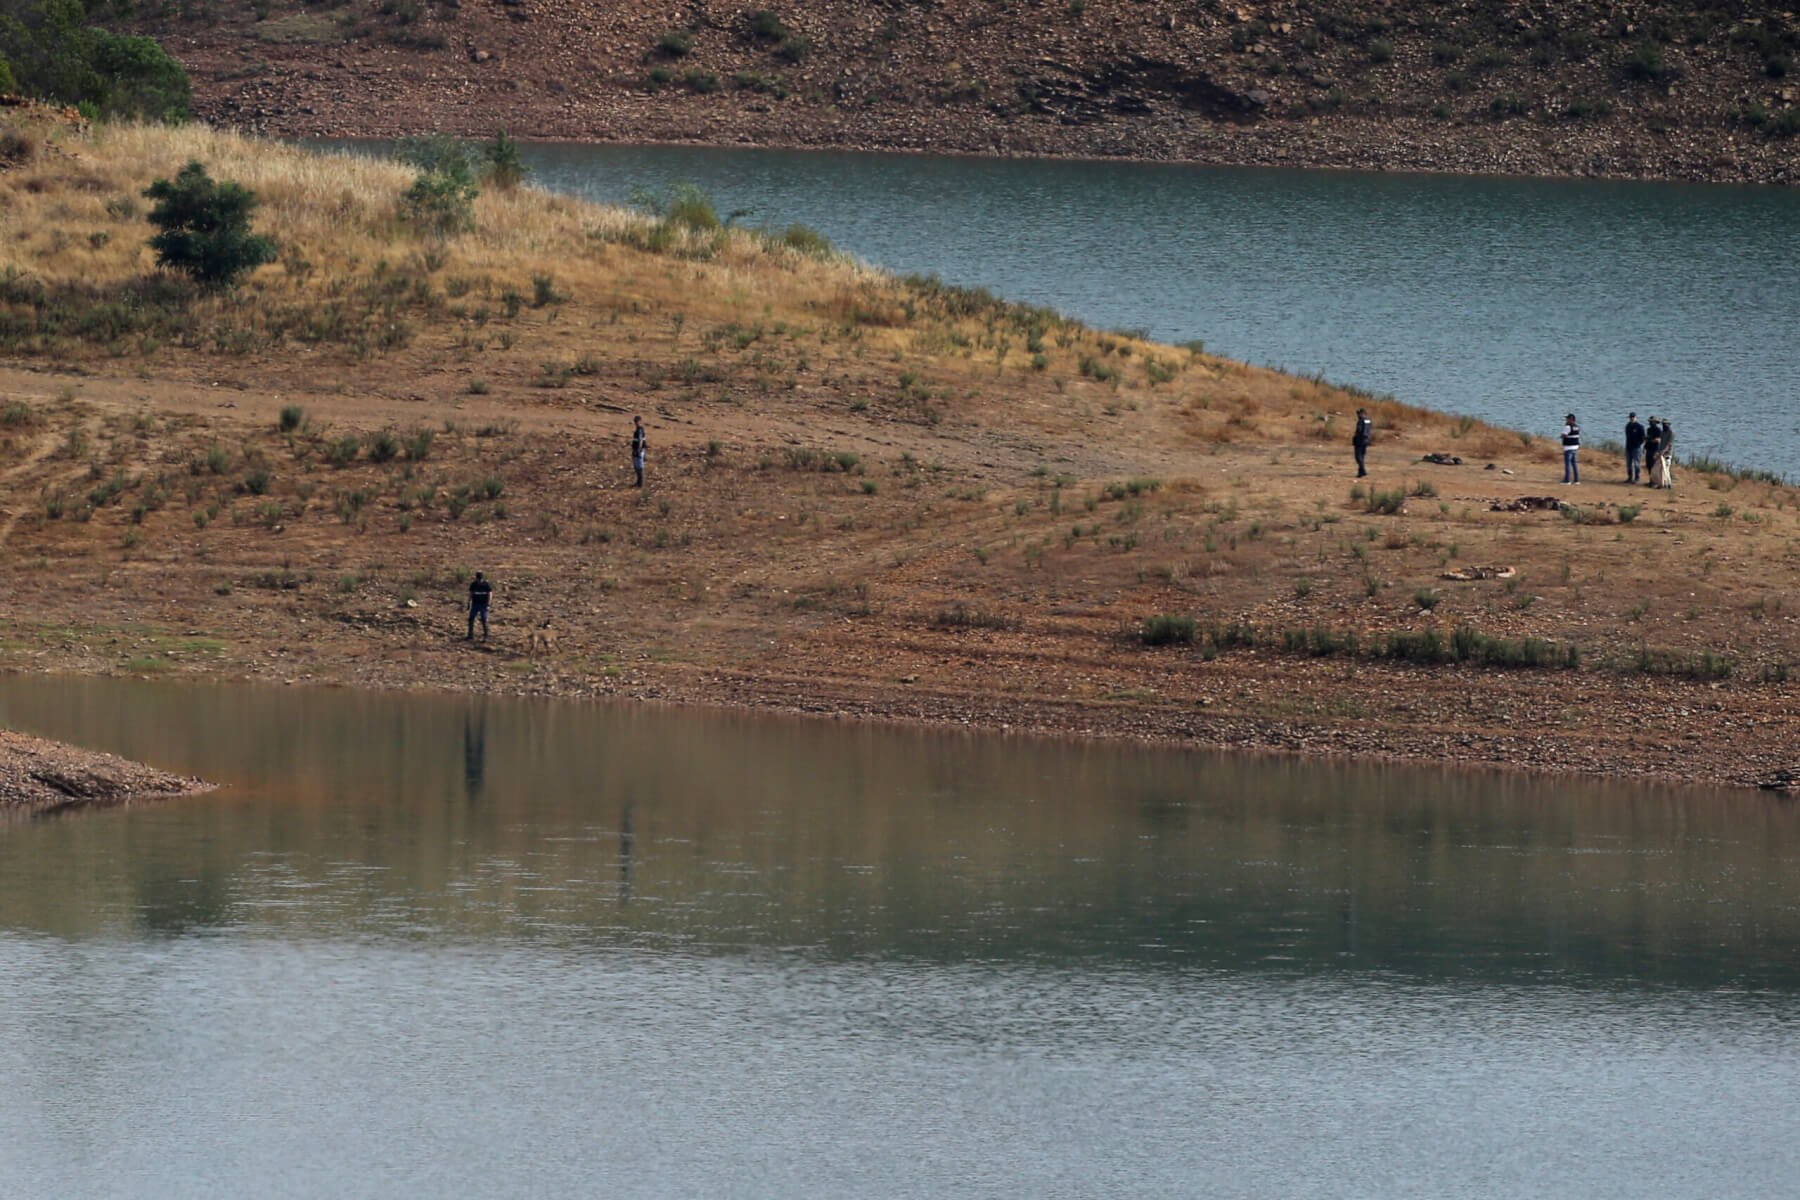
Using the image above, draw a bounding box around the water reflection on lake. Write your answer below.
[2,676,1797,1197]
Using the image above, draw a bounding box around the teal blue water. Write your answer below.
[3,676,1800,1197]
[324,140,1800,477]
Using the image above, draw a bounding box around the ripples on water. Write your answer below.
[3,677,1799,1197]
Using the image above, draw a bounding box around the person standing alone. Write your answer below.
[1624,412,1644,484]
[466,571,492,641]
[630,416,648,488]
[1561,413,1581,484]
[1352,408,1372,477]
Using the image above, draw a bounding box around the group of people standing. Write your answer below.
[1622,412,1675,488]
[1560,412,1673,488]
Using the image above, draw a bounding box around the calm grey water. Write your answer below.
[325,140,1800,477]
[3,675,1800,1197]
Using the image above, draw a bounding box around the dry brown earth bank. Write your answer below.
[142,0,1800,183]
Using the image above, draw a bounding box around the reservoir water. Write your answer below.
[333,140,1800,479]
[3,676,1799,1197]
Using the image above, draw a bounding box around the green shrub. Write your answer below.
[367,429,400,463]
[278,404,304,432]
[1624,39,1665,80]
[746,10,786,40]
[399,168,477,237]
[484,128,529,190]
[1140,613,1197,646]
[142,161,276,286]
[325,434,359,467]
[656,29,692,57]
[531,273,563,307]
[775,223,832,255]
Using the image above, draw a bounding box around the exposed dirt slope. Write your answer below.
[144,0,1800,182]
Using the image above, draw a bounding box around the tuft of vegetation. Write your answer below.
[930,603,1018,632]
[394,134,481,237]
[1140,613,1197,646]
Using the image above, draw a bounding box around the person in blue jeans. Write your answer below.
[630,416,647,487]
[466,571,492,641]
[1561,413,1581,484]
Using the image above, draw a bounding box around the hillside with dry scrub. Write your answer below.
[130,0,1800,183]
[5,114,1800,789]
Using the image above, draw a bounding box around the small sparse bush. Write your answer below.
[1366,488,1405,514]
[367,430,401,463]
[278,404,304,432]
[325,434,359,467]
[931,604,1018,632]
[1140,613,1197,646]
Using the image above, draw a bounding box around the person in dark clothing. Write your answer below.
[630,416,647,488]
[1352,408,1372,477]
[1560,413,1581,484]
[1657,419,1674,489]
[466,571,492,641]
[1644,418,1663,487]
[1624,412,1645,483]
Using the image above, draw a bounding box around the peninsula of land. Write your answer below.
[0,728,213,814]
[3,115,1800,797]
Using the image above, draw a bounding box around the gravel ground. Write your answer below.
[0,727,213,815]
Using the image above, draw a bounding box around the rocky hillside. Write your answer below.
[112,2,1800,182]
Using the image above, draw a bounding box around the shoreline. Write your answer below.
[6,632,1793,797]
[261,107,1799,189]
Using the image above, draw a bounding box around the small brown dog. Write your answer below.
[526,621,556,656]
